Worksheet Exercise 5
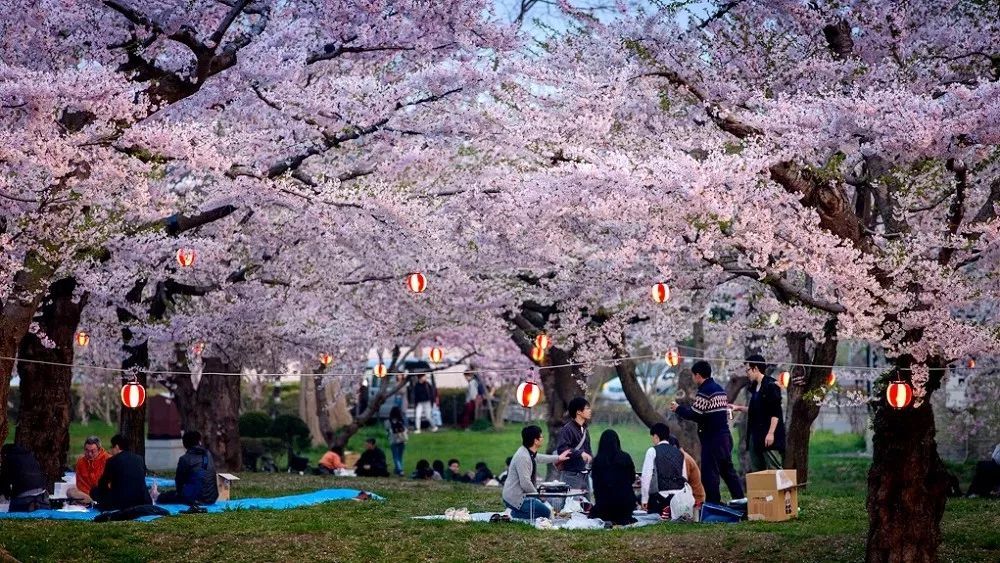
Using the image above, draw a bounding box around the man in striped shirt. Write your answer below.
[670,361,746,505]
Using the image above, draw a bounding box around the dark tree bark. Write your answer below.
[14,277,87,489]
[866,358,949,563]
[168,355,242,471]
[328,349,407,450]
[783,319,839,484]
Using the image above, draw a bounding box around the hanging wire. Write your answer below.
[0,350,983,379]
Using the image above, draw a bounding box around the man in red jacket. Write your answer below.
[68,436,110,504]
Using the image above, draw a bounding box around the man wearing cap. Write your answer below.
[731,354,786,471]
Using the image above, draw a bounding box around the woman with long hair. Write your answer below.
[589,429,638,525]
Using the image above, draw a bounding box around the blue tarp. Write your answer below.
[62,472,176,489]
[0,488,379,522]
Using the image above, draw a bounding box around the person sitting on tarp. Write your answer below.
[90,434,151,512]
[317,447,346,475]
[967,442,1000,498]
[501,425,572,520]
[589,429,637,525]
[355,439,390,477]
[68,436,110,504]
[0,443,50,512]
[157,431,219,505]
[640,423,695,520]
[667,436,706,507]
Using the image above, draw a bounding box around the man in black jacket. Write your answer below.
[157,431,219,505]
[90,434,152,512]
[0,443,50,512]
[731,355,786,471]
[556,397,594,500]
[355,438,390,477]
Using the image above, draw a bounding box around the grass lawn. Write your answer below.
[2,425,998,562]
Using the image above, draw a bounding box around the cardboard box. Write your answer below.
[216,473,240,501]
[746,469,800,522]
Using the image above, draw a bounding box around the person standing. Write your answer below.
[386,406,408,476]
[90,434,152,512]
[589,429,638,525]
[502,425,572,519]
[731,354,786,472]
[670,360,746,505]
[413,373,439,433]
[556,397,593,497]
[460,371,478,430]
[68,436,110,504]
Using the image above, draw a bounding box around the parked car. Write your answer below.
[366,359,435,420]
[600,365,676,403]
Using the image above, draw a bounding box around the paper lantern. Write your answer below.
[319,353,333,367]
[406,272,426,293]
[886,382,913,409]
[826,372,837,387]
[534,333,551,350]
[650,283,670,303]
[176,248,196,268]
[530,346,546,363]
[778,371,791,388]
[75,331,90,347]
[516,381,541,408]
[664,347,680,367]
[428,347,444,363]
[374,363,388,378]
[120,382,146,409]
[967,358,976,369]
[192,341,205,356]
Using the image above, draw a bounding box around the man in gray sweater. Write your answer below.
[502,425,572,519]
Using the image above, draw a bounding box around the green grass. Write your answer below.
[2,425,998,562]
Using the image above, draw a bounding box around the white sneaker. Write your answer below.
[431,427,439,433]
[415,429,422,434]
[730,497,748,505]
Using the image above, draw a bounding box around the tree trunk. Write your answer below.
[330,374,407,450]
[14,278,86,489]
[783,320,839,483]
[313,374,336,446]
[725,374,750,479]
[0,256,57,445]
[117,281,150,459]
[866,359,949,563]
[616,357,667,427]
[539,346,584,450]
[167,355,241,470]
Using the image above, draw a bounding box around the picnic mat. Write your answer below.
[413,510,664,530]
[60,472,176,489]
[0,488,379,522]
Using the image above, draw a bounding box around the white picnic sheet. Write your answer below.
[413,510,663,530]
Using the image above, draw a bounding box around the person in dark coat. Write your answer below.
[589,429,637,525]
[156,430,219,505]
[90,434,152,512]
[731,354,786,471]
[356,438,390,477]
[0,443,50,512]
[671,361,746,504]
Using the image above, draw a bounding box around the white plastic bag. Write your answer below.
[669,484,696,520]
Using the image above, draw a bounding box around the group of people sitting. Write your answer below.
[0,430,218,513]
[411,458,496,485]
[316,438,392,477]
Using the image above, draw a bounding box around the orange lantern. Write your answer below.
[75,331,90,347]
[664,347,680,367]
[406,272,426,293]
[967,358,976,369]
[374,363,388,378]
[886,381,913,409]
[176,248,196,268]
[319,353,333,367]
[516,381,541,408]
[530,346,546,363]
[778,371,791,388]
[192,341,205,356]
[428,347,444,364]
[534,333,551,350]
[826,372,837,387]
[650,283,670,303]
[120,382,146,409]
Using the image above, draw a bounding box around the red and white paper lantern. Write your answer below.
[176,248,196,268]
[534,333,551,350]
[516,381,541,408]
[406,272,426,293]
[650,283,670,303]
[121,382,146,409]
[886,381,913,409]
[778,371,791,388]
[530,346,546,363]
[319,353,333,367]
[75,331,90,347]
[428,347,444,364]
[664,347,680,367]
[374,363,388,378]
[826,372,837,387]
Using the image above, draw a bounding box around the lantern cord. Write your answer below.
[0,352,985,379]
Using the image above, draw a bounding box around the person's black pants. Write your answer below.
[699,433,744,503]
[967,460,1000,497]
